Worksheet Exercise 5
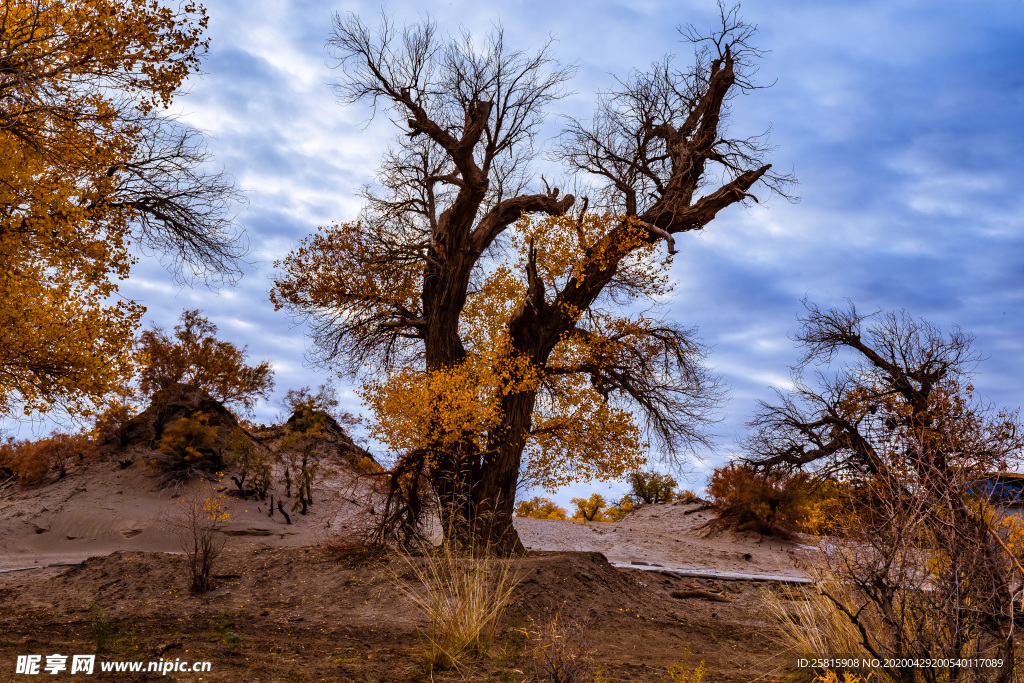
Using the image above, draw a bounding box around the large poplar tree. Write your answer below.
[272,5,794,551]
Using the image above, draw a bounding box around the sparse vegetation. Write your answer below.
[629,471,678,504]
[675,490,702,504]
[749,304,1024,681]
[211,609,246,651]
[761,576,872,680]
[664,657,706,683]
[400,541,522,673]
[530,613,604,683]
[168,484,230,593]
[89,603,140,655]
[515,496,568,520]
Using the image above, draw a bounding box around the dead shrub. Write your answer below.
[530,613,603,683]
[167,483,230,593]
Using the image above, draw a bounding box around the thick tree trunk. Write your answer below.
[470,389,538,555]
[422,350,537,554]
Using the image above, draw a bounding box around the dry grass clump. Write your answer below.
[761,574,876,681]
[529,613,604,683]
[400,540,522,674]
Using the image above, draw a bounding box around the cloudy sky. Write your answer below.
[73,1,1024,504]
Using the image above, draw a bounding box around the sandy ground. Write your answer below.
[0,544,797,682]
[517,503,811,581]
[0,459,824,681]
[0,458,371,571]
[0,459,811,582]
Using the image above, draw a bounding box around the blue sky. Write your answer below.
[50,1,1024,505]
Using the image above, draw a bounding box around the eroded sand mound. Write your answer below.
[516,500,810,580]
[1,452,810,580]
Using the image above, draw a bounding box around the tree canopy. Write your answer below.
[137,309,274,413]
[744,303,1024,678]
[0,0,243,417]
[272,5,793,551]
[742,301,1021,480]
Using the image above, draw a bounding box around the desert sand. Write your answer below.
[0,458,811,583]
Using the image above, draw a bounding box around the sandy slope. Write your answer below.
[516,501,811,580]
[0,460,811,579]
[0,457,371,570]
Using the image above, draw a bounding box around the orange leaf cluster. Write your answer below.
[0,0,209,416]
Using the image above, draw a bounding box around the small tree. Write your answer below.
[170,485,230,593]
[282,381,363,435]
[603,495,637,521]
[137,309,274,414]
[225,428,272,500]
[515,496,568,520]
[277,399,337,515]
[570,493,607,522]
[629,470,678,504]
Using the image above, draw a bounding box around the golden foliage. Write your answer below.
[0,431,92,486]
[270,220,424,334]
[664,658,706,683]
[512,212,674,300]
[158,412,217,460]
[137,310,274,413]
[89,395,138,444]
[318,212,673,489]
[570,493,608,522]
[603,495,637,522]
[154,411,220,485]
[0,0,212,416]
[514,496,568,520]
[628,470,678,504]
[708,464,844,536]
[836,379,1006,475]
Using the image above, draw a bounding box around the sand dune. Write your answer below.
[1,460,811,580]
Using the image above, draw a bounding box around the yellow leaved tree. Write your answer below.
[0,0,243,418]
[272,8,793,551]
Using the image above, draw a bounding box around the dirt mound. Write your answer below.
[112,384,242,449]
[510,551,653,623]
[260,408,379,470]
[0,545,788,682]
